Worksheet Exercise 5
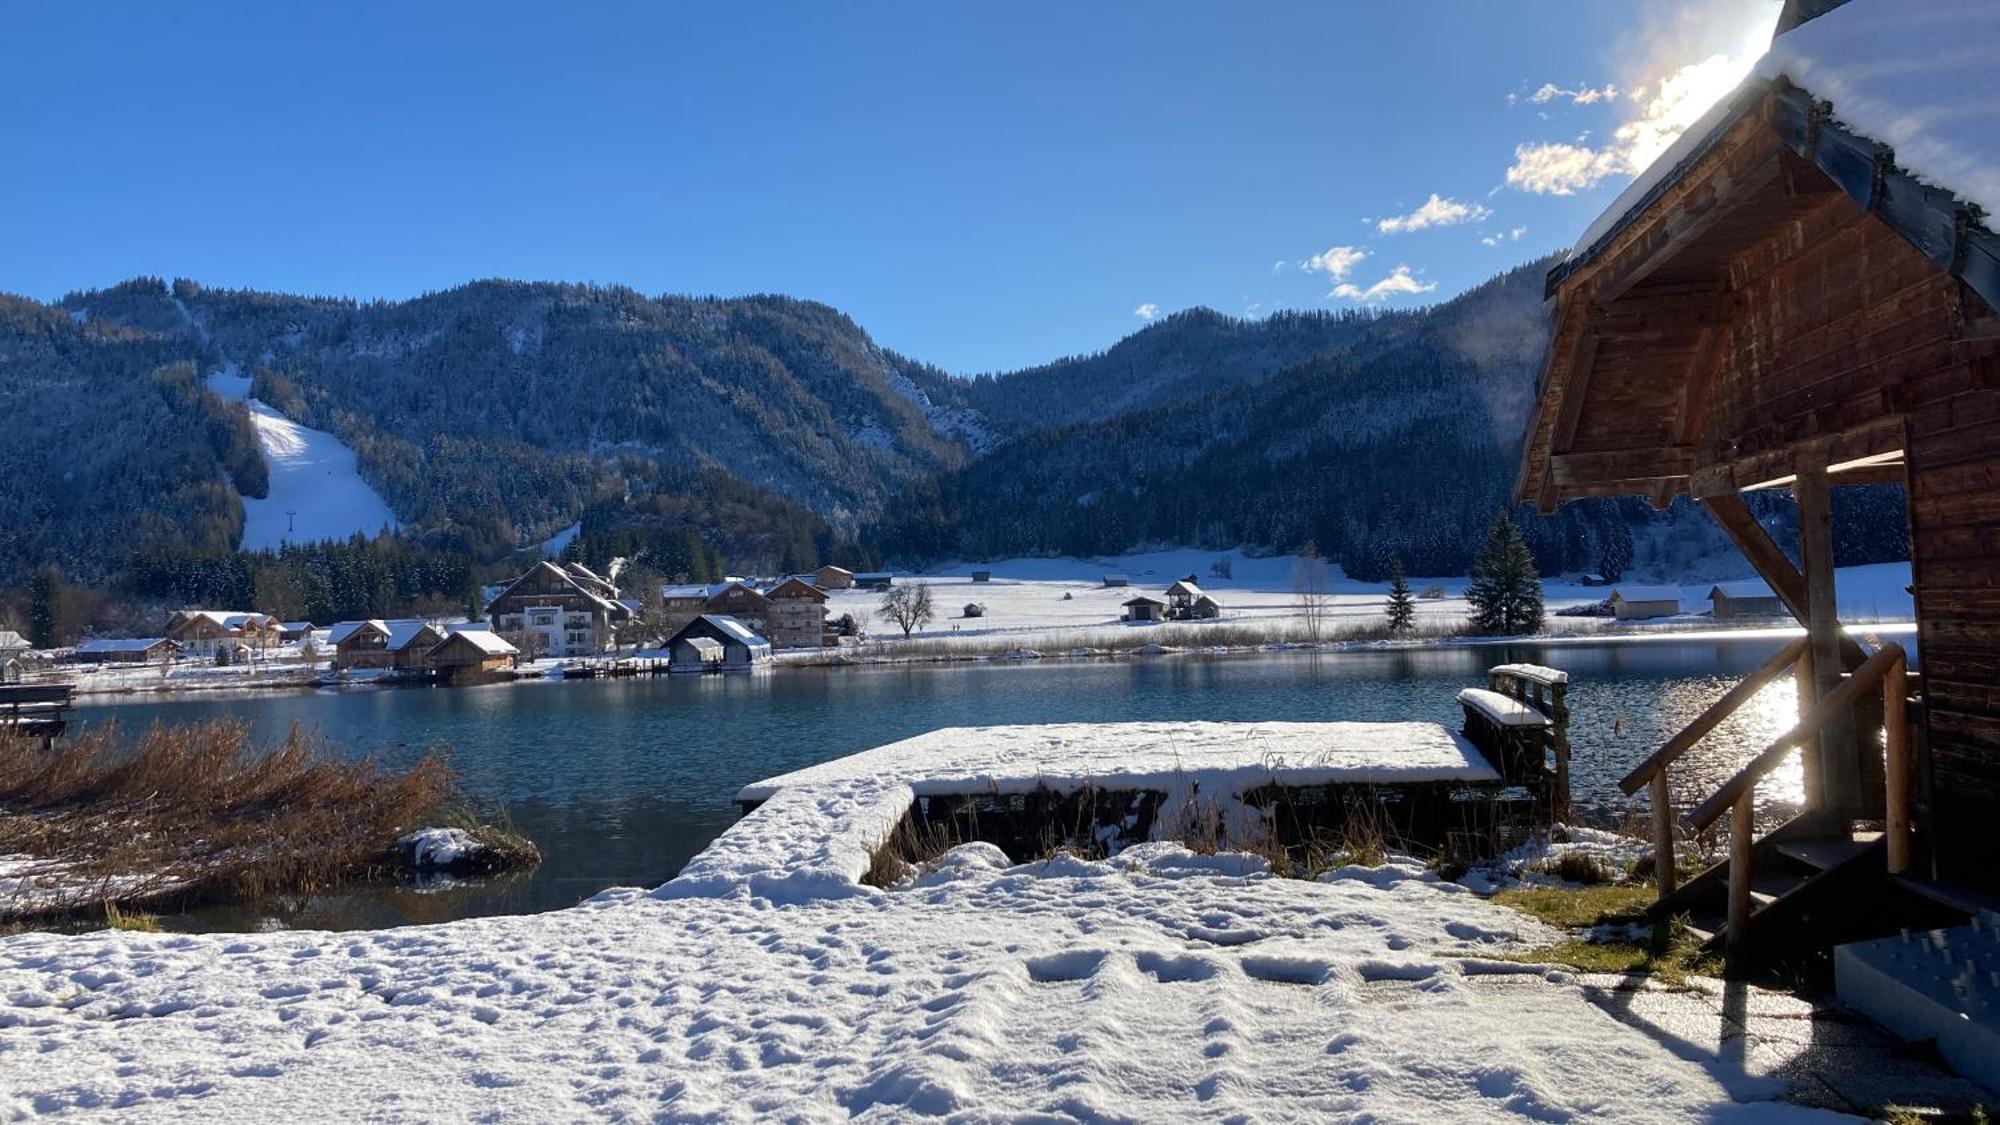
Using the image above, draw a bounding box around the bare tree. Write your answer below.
[879,583,934,639]
[1292,541,1333,642]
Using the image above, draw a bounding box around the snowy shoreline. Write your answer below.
[0,721,1878,1118]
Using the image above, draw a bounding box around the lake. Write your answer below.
[76,633,1886,931]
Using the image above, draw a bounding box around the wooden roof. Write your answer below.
[1518,81,1999,511]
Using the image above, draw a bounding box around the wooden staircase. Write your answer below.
[1621,639,1916,971]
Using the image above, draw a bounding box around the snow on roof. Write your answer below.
[1610,585,1683,604]
[383,620,442,652]
[1165,579,1206,598]
[660,584,711,599]
[436,629,518,656]
[325,620,386,647]
[1488,663,1570,687]
[1570,1,2000,276]
[1758,0,2000,220]
[701,614,770,649]
[1457,689,1552,729]
[0,630,26,649]
[680,636,724,655]
[1708,578,1778,600]
[75,637,173,653]
[279,621,313,632]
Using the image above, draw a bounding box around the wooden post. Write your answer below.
[1794,460,1861,814]
[1726,792,1755,965]
[1551,682,1571,823]
[1884,651,1912,875]
[1793,653,1823,808]
[1651,771,1677,896]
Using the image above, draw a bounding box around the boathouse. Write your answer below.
[1708,578,1786,621]
[666,614,772,673]
[1607,585,1681,621]
[1516,0,2000,963]
[424,628,518,679]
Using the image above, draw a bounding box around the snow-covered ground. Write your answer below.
[809,548,1914,656]
[205,366,398,551]
[0,722,1856,1120]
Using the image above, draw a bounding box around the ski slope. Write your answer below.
[205,366,398,550]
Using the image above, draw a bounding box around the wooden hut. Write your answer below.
[1121,595,1165,623]
[1517,0,2000,962]
[814,565,856,590]
[1607,586,1682,621]
[1708,579,1786,620]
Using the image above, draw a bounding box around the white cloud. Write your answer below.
[1481,226,1528,247]
[1133,302,1159,321]
[1330,264,1436,303]
[1301,245,1368,282]
[1374,194,1493,235]
[1503,26,1769,196]
[1525,82,1619,106]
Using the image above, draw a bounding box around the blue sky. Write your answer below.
[0,2,1778,374]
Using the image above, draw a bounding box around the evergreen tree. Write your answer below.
[1384,559,1416,633]
[27,566,61,649]
[1595,510,1633,581]
[1466,514,1544,635]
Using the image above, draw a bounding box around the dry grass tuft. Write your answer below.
[0,720,473,919]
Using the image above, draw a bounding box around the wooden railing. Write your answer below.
[1618,636,1808,895]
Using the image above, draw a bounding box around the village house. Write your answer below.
[1708,579,1786,620]
[164,610,281,657]
[0,630,28,658]
[1607,586,1681,621]
[813,565,855,590]
[666,614,772,674]
[72,637,179,664]
[1164,577,1220,620]
[276,621,315,643]
[486,561,632,658]
[762,577,830,649]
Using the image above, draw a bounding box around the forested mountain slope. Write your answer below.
[872,261,1567,577]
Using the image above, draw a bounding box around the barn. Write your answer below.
[1516,0,2000,966]
[1708,578,1787,620]
[1607,586,1682,621]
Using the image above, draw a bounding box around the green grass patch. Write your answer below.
[1506,920,1719,987]
[1492,883,1654,928]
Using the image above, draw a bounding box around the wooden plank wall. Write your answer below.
[1906,369,2000,892]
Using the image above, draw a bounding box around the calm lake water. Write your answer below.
[77,634,1898,931]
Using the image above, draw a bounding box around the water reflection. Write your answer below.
[77,633,1906,930]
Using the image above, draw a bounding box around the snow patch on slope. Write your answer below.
[540,521,581,558]
[886,369,995,452]
[206,365,398,550]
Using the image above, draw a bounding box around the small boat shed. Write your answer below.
[667,614,773,673]
[1516,0,2000,964]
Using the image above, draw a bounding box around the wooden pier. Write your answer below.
[0,684,75,747]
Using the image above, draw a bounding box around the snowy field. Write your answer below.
[205,366,398,551]
[0,722,1855,1120]
[808,548,1916,657]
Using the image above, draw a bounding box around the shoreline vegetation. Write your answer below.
[0,720,538,928]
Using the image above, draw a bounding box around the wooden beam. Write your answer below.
[1550,447,1696,486]
[1548,331,1602,455]
[1595,153,1784,304]
[1795,458,1862,814]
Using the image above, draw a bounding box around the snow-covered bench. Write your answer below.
[1456,688,1551,729]
[1457,663,1572,816]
